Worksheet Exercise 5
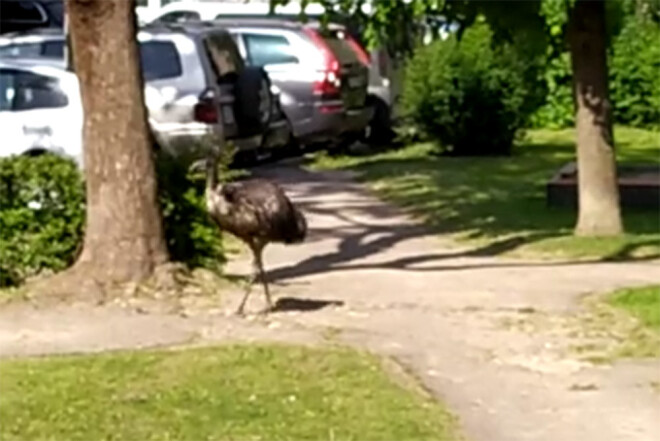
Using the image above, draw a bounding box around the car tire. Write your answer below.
[274,119,301,158]
[327,133,360,156]
[234,66,273,137]
[366,95,394,145]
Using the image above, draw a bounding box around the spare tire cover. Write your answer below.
[234,66,272,136]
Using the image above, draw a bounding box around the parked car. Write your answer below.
[0,58,83,164]
[217,19,373,150]
[0,24,290,159]
[144,1,394,144]
[0,27,64,58]
[0,0,64,35]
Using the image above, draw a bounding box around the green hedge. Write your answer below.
[0,152,225,287]
[0,155,85,286]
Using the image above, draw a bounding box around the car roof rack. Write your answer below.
[140,20,230,34]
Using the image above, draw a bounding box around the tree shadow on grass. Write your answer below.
[251,144,659,283]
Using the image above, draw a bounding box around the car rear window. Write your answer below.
[320,30,361,65]
[0,69,68,111]
[139,41,182,81]
[243,33,298,66]
[0,42,42,58]
[0,40,64,58]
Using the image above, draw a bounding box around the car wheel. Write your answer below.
[366,96,394,145]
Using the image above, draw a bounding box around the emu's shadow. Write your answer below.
[271,297,344,313]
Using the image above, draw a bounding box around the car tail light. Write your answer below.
[303,27,341,98]
[193,89,218,123]
[194,100,218,123]
[346,35,370,66]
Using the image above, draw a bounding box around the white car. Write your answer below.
[0,58,83,165]
[0,58,166,166]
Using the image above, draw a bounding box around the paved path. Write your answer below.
[1,162,659,441]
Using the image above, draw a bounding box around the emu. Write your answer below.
[204,151,307,315]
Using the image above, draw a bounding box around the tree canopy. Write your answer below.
[270,0,657,56]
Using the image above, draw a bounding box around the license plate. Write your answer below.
[348,76,364,88]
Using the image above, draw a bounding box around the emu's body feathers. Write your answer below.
[208,179,307,246]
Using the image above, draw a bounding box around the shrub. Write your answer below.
[610,17,660,128]
[528,52,575,129]
[155,150,226,272]
[402,23,538,156]
[0,155,85,286]
[531,13,660,129]
[0,144,232,287]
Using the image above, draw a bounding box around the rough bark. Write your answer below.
[67,0,168,283]
[567,0,623,236]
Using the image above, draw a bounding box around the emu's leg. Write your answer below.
[236,248,259,315]
[254,247,272,313]
[236,243,269,315]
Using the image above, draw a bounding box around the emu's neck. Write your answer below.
[205,154,219,191]
[204,153,230,216]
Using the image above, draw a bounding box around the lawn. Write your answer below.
[311,127,660,260]
[0,344,459,441]
[608,285,660,330]
[574,285,660,361]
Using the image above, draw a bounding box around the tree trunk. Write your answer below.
[567,0,623,236]
[67,0,168,283]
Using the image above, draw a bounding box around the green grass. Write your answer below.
[570,285,660,361]
[608,285,660,330]
[0,344,459,441]
[311,127,660,259]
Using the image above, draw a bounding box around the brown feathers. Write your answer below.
[209,178,307,246]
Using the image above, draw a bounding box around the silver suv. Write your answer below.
[218,19,373,150]
[0,25,290,157]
